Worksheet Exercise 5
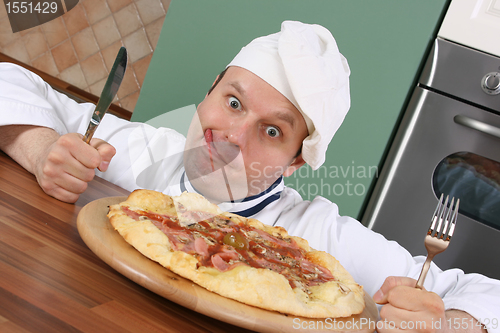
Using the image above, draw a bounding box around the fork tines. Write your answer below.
[427,194,460,241]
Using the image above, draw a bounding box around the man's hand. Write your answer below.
[34,132,116,203]
[374,276,487,333]
[0,125,116,203]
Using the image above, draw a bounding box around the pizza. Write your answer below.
[107,189,365,318]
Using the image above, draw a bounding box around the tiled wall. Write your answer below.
[0,0,170,112]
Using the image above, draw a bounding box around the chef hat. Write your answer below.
[227,21,351,170]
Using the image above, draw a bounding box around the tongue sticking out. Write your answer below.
[203,129,235,201]
[204,129,215,172]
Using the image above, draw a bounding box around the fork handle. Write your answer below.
[415,255,434,289]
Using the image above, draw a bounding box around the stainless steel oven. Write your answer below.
[361,37,500,279]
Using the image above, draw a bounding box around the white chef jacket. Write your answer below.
[1,63,499,330]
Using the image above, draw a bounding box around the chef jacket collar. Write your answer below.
[179,170,284,217]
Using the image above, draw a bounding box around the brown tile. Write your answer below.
[114,3,142,37]
[71,27,99,61]
[0,0,7,18]
[23,28,48,60]
[131,53,152,87]
[0,21,18,48]
[63,3,89,36]
[51,40,78,72]
[116,65,139,99]
[123,28,152,63]
[89,80,120,105]
[145,16,164,50]
[82,0,111,25]
[101,41,124,71]
[136,0,165,26]
[31,52,59,76]
[119,91,140,112]
[0,9,9,25]
[3,39,30,65]
[89,77,107,96]
[19,27,36,36]
[106,0,132,13]
[92,15,120,49]
[80,52,107,85]
[41,17,68,48]
[161,0,171,13]
[58,63,87,89]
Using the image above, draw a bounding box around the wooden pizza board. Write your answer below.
[77,197,379,333]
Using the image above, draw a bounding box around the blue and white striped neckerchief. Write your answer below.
[179,171,283,217]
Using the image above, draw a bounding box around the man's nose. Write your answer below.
[225,119,250,148]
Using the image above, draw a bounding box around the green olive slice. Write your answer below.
[223,232,249,250]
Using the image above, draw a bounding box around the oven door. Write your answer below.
[362,86,500,279]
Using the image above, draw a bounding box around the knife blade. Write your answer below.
[82,47,128,144]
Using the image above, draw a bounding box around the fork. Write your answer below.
[415,194,460,289]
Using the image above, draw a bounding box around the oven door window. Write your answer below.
[433,152,500,230]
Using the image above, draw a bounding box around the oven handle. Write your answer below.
[454,115,500,139]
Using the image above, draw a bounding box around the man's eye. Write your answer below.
[229,97,241,110]
[266,126,280,138]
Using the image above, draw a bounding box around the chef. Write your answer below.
[0,21,499,333]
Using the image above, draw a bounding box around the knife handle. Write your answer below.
[82,121,98,144]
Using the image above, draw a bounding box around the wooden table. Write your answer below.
[0,151,254,332]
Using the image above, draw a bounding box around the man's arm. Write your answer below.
[0,125,59,174]
[445,310,488,333]
[374,276,488,333]
[0,125,115,203]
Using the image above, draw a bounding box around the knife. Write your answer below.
[82,47,128,144]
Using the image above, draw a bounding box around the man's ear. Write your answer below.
[283,154,306,177]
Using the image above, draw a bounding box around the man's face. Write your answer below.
[183,66,308,203]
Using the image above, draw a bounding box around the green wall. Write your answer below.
[133,0,450,219]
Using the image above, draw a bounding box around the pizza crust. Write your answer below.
[108,189,365,318]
